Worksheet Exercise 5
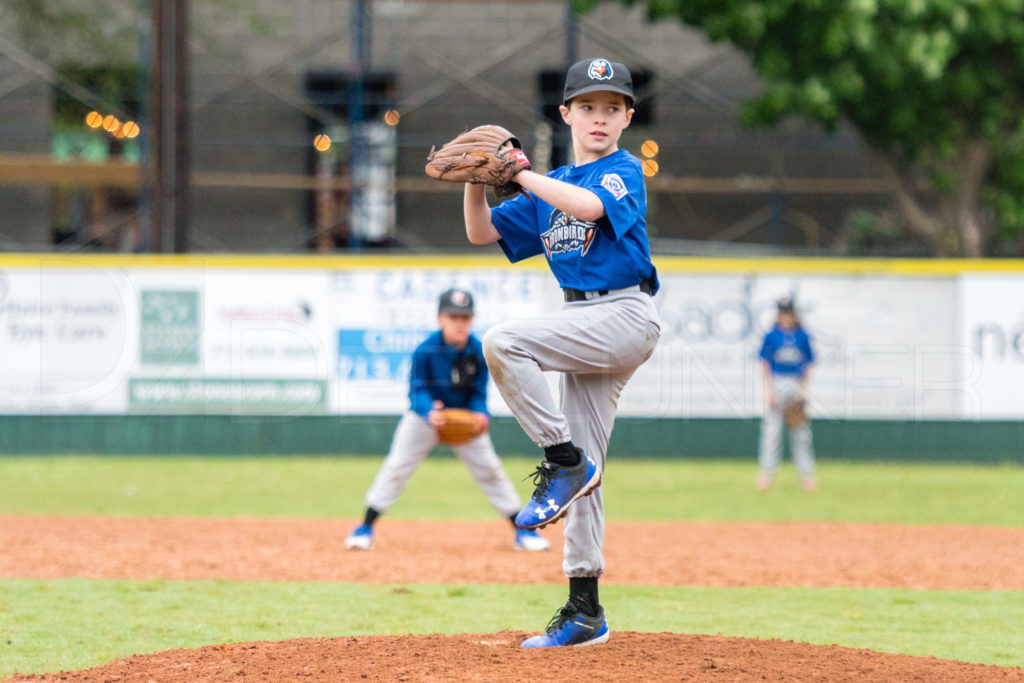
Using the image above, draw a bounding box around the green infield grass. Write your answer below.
[0,455,1022,677]
[2,580,1023,677]
[0,455,1021,525]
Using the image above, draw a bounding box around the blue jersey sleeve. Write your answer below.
[492,192,544,263]
[407,346,434,418]
[587,156,645,242]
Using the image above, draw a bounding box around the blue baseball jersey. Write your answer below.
[759,325,814,376]
[408,330,489,418]
[490,149,659,294]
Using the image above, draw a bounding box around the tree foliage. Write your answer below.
[0,0,141,66]
[577,0,1024,255]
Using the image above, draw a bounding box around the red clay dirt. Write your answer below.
[4,516,1024,682]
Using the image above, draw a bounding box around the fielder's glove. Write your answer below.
[436,408,485,445]
[783,399,808,428]
[425,125,531,198]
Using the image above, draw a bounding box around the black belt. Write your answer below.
[563,279,655,302]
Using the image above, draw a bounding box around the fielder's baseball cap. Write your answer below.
[438,288,474,316]
[777,297,796,313]
[563,58,635,106]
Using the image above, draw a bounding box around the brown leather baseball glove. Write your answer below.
[436,408,485,445]
[424,125,530,198]
[783,399,808,428]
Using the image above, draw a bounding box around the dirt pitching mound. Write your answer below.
[5,517,1024,680]
[11,632,1024,682]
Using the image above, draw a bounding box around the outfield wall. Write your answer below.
[1,253,1022,460]
[1,414,1022,462]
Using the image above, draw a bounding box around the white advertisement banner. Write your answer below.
[625,273,958,420]
[0,267,135,412]
[958,273,1024,419]
[0,261,1017,420]
[328,268,558,415]
[127,269,333,414]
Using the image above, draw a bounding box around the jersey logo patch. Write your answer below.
[587,59,614,81]
[601,173,628,200]
[774,345,804,365]
[542,211,597,258]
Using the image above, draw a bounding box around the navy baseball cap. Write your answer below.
[563,58,635,106]
[777,297,796,313]
[438,288,474,315]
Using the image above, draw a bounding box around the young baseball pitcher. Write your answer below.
[461,58,661,647]
[345,288,550,553]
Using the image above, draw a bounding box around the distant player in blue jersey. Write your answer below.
[462,58,661,648]
[757,297,818,491]
[344,288,550,553]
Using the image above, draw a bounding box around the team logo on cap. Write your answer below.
[450,290,470,307]
[542,211,597,258]
[587,59,614,81]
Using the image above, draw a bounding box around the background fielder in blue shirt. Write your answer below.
[757,297,818,492]
[344,288,549,553]
[408,329,489,418]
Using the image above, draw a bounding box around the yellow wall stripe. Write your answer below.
[0,252,1022,275]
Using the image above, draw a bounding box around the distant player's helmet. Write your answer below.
[563,58,635,106]
[438,288,474,316]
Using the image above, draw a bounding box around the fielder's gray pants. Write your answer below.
[483,289,661,578]
[364,411,523,518]
[758,374,816,480]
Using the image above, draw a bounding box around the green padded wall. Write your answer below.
[1,415,1021,462]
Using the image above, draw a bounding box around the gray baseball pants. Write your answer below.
[482,289,661,578]
[364,411,523,518]
[758,374,816,480]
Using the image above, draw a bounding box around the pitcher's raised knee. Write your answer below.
[483,325,515,369]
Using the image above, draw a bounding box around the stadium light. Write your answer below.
[314,134,332,152]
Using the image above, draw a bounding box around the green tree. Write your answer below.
[577,0,1024,256]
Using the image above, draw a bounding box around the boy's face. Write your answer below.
[438,312,473,348]
[559,91,634,162]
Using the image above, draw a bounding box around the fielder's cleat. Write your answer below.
[515,454,601,530]
[344,524,373,550]
[520,602,609,648]
[514,528,550,552]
